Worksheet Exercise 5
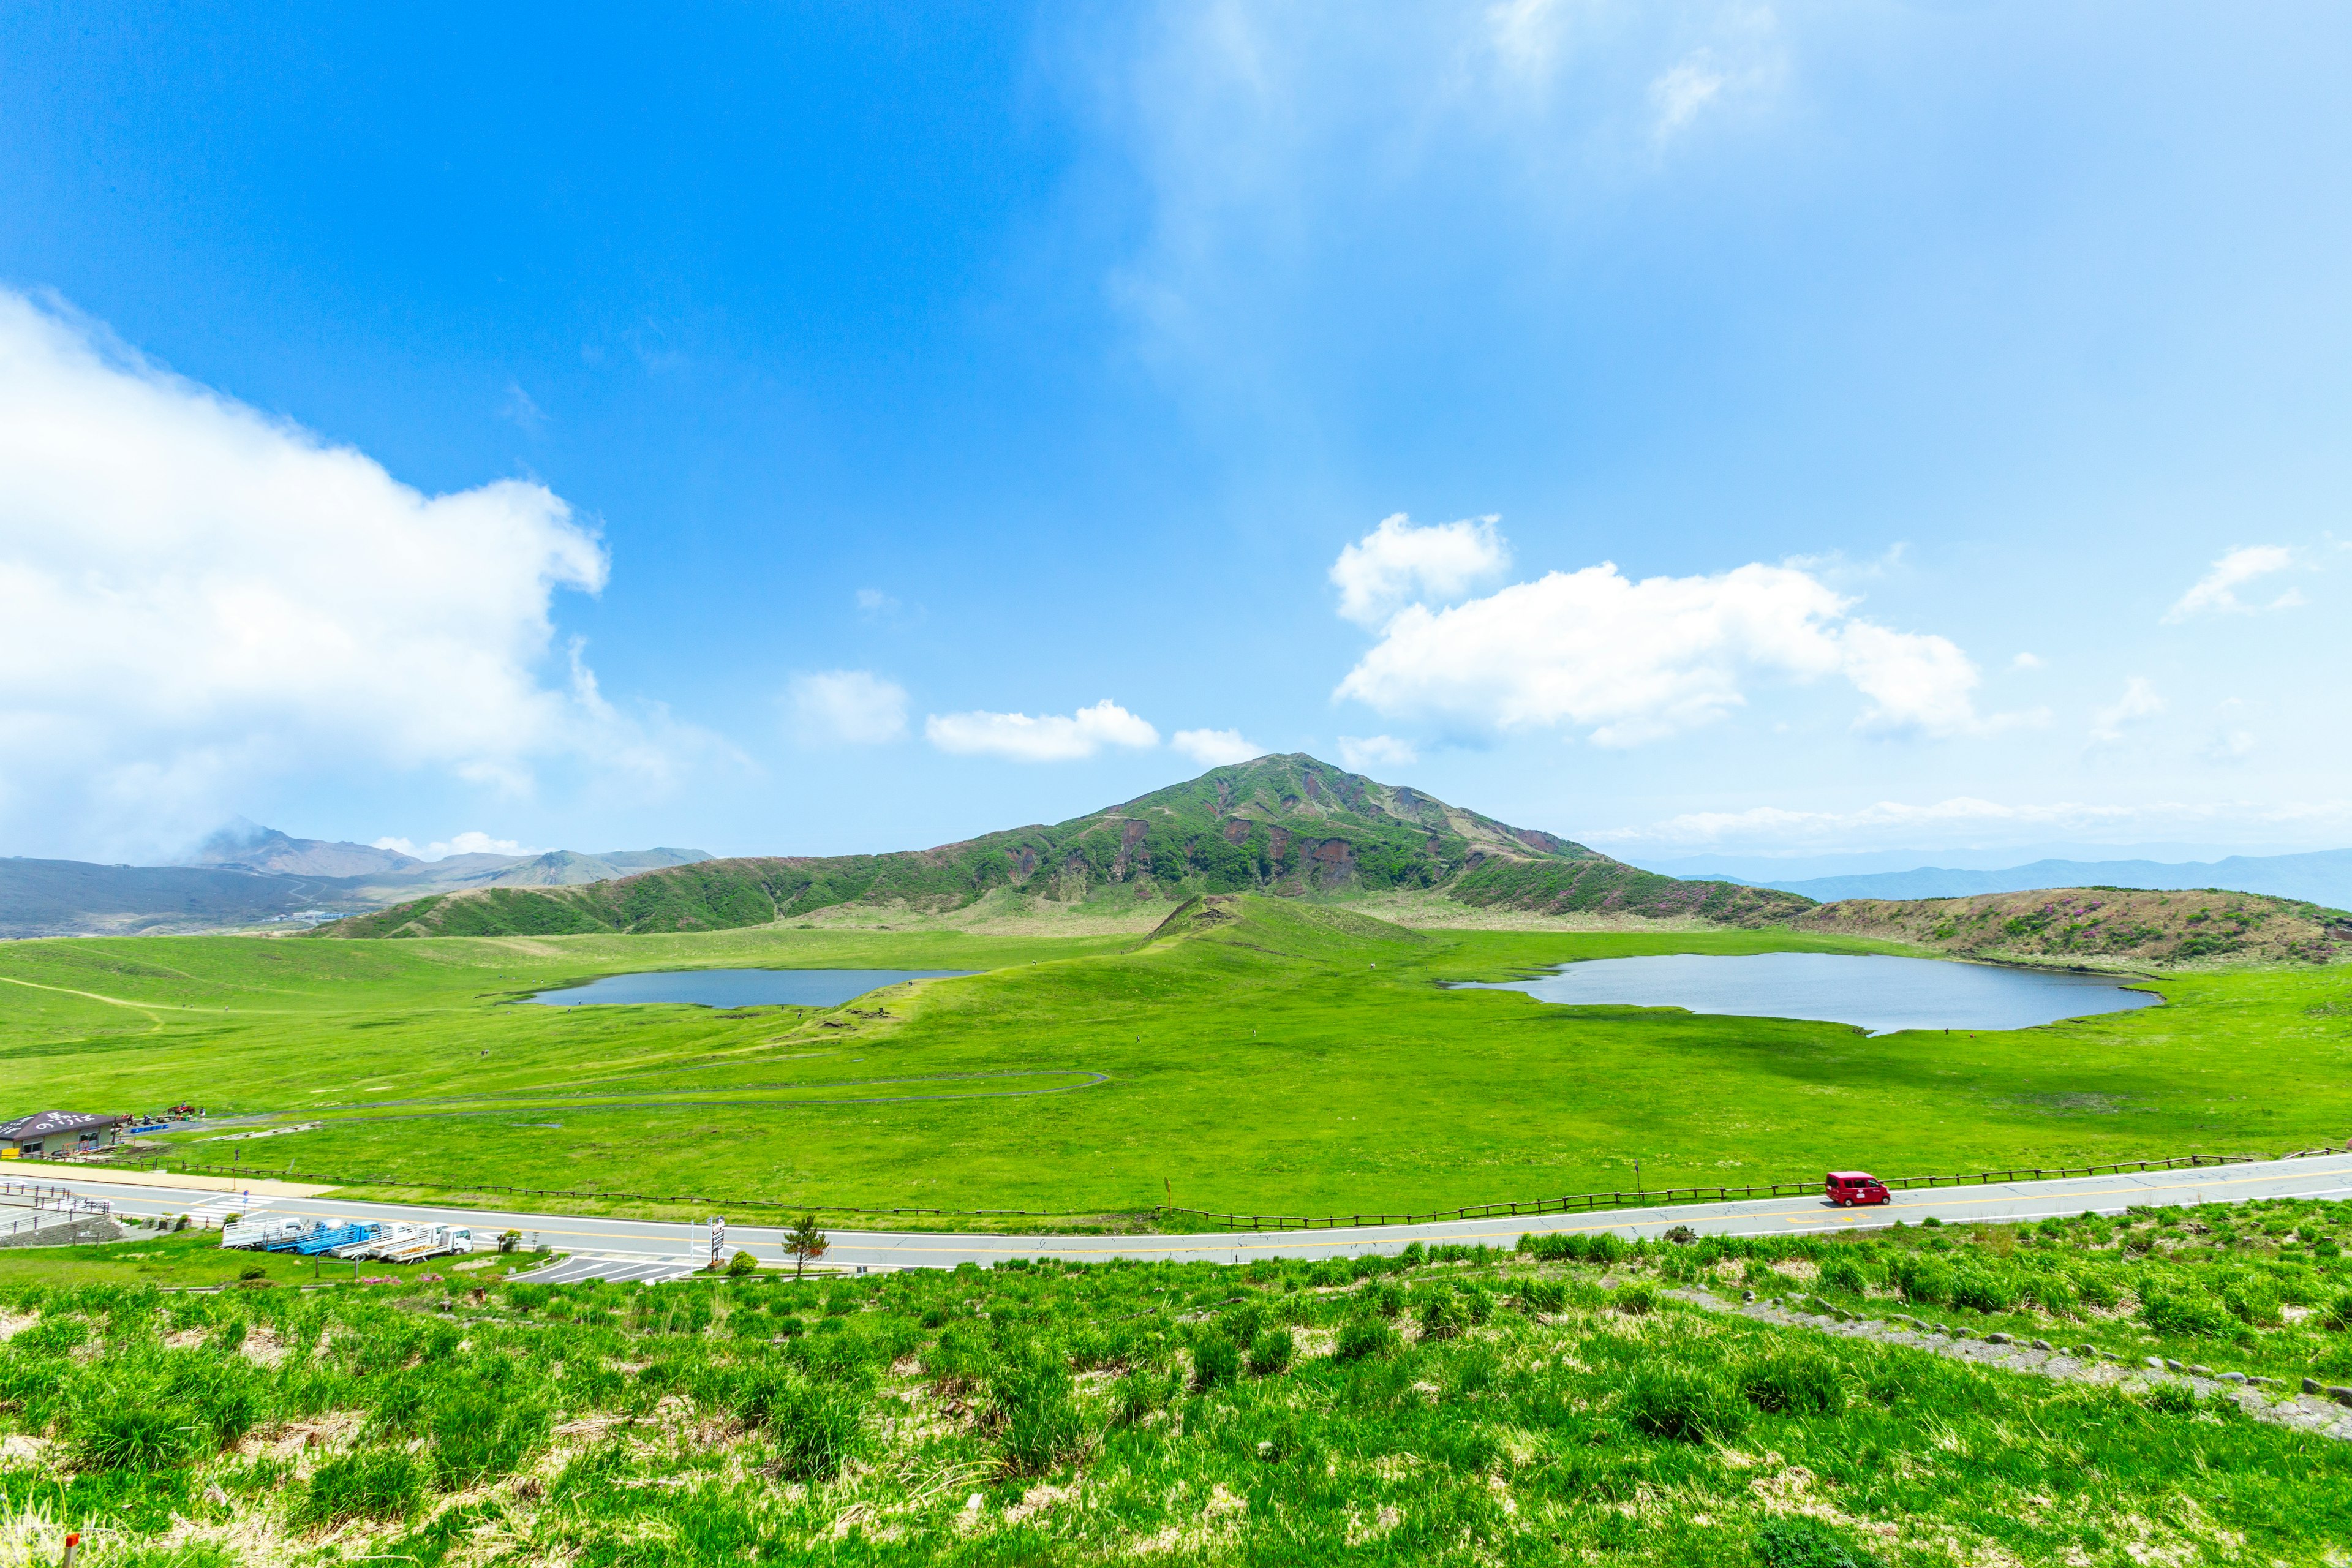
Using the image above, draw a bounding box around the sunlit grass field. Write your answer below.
[2,899,2348,1222]
[4,1212,2351,1567]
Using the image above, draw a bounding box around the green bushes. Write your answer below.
[73,1406,201,1471]
[2140,1289,2234,1340]
[427,1389,549,1488]
[1895,1255,1952,1305]
[1334,1317,1400,1362]
[990,1344,1088,1474]
[1620,1365,1746,1442]
[1948,1268,2016,1314]
[295,1450,424,1526]
[1191,1333,1240,1388]
[1518,1278,1568,1313]
[1246,1328,1294,1376]
[1754,1517,1882,1568]
[1738,1352,1843,1416]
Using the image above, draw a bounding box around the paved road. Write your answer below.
[59,1153,2352,1279]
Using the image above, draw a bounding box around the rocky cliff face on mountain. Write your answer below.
[325,754,1811,938]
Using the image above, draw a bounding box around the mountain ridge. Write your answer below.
[1750,847,2352,912]
[323,754,1811,938]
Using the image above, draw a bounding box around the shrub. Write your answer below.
[1192,1333,1240,1389]
[1817,1256,1868,1295]
[2218,1276,2282,1327]
[2140,1289,2234,1340]
[726,1250,759,1276]
[237,1266,266,1282]
[1419,1291,1472,1342]
[1460,1283,1495,1324]
[429,1390,549,1488]
[1247,1328,1295,1376]
[1894,1256,1951,1305]
[294,1450,424,1527]
[1621,1365,1745,1442]
[992,1346,1088,1474]
[1334,1317,1400,1363]
[1615,1284,1657,1316]
[1738,1353,1843,1416]
[1367,1282,1406,1319]
[1754,1517,1882,1568]
[2145,1381,2200,1415]
[2323,1291,2352,1332]
[1518,1278,1567,1313]
[1110,1368,1173,1427]
[1948,1268,2015,1314]
[75,1406,202,1472]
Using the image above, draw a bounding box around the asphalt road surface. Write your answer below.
[57,1152,2352,1280]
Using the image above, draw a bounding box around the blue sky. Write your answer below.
[1,3,2347,869]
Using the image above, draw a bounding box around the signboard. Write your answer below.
[709,1215,725,1270]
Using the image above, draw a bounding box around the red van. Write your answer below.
[1825,1171,1890,1207]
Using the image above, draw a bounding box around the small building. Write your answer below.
[0,1111,129,1159]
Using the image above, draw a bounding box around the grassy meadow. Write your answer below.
[4,1211,2352,1566]
[2,898,2349,1223]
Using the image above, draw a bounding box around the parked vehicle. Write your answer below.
[221,1217,314,1251]
[1824,1170,1890,1207]
[293,1223,379,1255]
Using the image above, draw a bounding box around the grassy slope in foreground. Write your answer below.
[1,1229,2346,1567]
[1798,885,2352,970]
[320,754,1810,938]
[18,895,2352,1221]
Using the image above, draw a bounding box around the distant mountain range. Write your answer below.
[0,827,710,938]
[1740,848,2352,912]
[328,754,1810,938]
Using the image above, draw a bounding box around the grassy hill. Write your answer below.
[18,892,2352,1221]
[325,755,1809,938]
[1796,886,2352,968]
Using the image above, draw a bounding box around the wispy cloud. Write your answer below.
[2087,677,2163,745]
[372,831,537,862]
[1171,728,1264,767]
[1339,734,1419,770]
[1589,795,2352,853]
[2164,545,2301,622]
[925,699,1159,763]
[787,670,909,747]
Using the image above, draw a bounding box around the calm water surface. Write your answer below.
[1460,952,2158,1035]
[526,969,974,1009]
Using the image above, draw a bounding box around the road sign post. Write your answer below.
[709,1215,725,1271]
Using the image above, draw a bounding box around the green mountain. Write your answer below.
[322,753,1809,938]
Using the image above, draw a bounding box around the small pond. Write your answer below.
[1455,952,2158,1035]
[525,968,975,1010]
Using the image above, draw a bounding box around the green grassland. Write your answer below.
[4,1216,2351,1566]
[4,896,2351,1224]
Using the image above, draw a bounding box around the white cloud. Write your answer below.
[2009,652,2045,671]
[924,699,1159,763]
[1338,734,1419,770]
[2088,677,2164,745]
[854,587,901,619]
[1333,541,2005,745]
[1589,794,2352,853]
[1649,59,1725,133]
[2164,545,2301,621]
[0,289,706,858]
[1330,513,1510,627]
[373,831,536,862]
[787,670,909,747]
[1170,728,1264,767]
[2203,729,2256,763]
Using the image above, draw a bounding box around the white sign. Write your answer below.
[709,1215,725,1268]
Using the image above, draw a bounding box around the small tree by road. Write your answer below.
[786,1215,829,1279]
